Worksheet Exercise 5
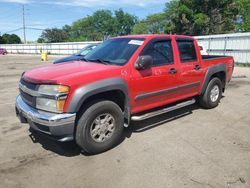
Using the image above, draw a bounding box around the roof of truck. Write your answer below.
[114,34,195,40]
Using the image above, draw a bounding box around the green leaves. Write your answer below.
[49,9,138,42]
[1,34,21,44]
[40,28,68,43]
[164,0,241,35]
[132,13,167,34]
[37,0,250,42]
[193,13,209,34]
[114,9,138,35]
[238,0,250,31]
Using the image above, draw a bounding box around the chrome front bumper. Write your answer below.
[15,95,76,142]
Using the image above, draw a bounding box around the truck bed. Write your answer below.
[202,55,231,61]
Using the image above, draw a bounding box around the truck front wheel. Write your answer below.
[198,77,222,109]
[75,100,124,154]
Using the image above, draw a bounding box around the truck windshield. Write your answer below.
[84,38,145,66]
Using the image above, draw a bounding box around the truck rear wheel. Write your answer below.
[75,100,124,154]
[198,77,222,109]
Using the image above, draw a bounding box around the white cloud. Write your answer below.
[52,0,166,7]
[0,0,31,4]
[0,0,166,7]
[32,0,166,8]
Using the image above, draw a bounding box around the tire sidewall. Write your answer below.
[205,78,222,108]
[76,101,124,154]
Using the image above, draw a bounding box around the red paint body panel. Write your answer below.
[22,34,234,114]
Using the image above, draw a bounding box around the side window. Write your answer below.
[141,40,174,66]
[177,40,197,62]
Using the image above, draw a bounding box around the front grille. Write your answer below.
[20,78,38,108]
[20,89,35,107]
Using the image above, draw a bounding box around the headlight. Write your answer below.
[36,85,69,113]
[38,85,69,94]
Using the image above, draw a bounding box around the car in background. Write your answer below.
[53,44,100,64]
[0,48,7,55]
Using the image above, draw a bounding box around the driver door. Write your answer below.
[130,38,181,114]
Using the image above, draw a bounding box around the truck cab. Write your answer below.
[16,34,234,154]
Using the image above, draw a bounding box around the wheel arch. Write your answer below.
[67,78,130,125]
[200,64,227,95]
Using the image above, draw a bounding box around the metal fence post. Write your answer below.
[208,38,211,55]
[224,37,228,56]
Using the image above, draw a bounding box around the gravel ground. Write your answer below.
[0,54,250,188]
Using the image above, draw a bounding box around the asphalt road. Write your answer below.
[0,54,250,188]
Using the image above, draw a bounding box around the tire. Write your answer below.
[198,77,222,109]
[75,100,124,154]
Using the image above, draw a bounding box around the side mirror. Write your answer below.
[135,55,153,70]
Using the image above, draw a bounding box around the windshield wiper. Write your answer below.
[88,58,112,65]
[79,57,89,62]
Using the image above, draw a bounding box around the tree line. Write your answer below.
[1,0,250,44]
[37,9,138,43]
[38,0,250,43]
[0,34,21,44]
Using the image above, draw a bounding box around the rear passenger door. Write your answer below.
[176,38,202,97]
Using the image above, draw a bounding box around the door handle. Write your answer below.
[194,64,201,71]
[168,68,177,74]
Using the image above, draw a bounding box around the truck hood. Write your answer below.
[53,55,83,64]
[23,61,121,84]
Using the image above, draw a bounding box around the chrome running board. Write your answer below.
[131,99,196,121]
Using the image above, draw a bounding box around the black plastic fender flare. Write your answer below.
[67,78,130,125]
[200,64,227,95]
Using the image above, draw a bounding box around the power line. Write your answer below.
[2,27,45,35]
[26,27,45,30]
[4,27,23,34]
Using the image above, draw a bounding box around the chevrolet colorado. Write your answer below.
[16,34,234,154]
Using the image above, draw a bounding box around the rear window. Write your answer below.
[177,40,197,62]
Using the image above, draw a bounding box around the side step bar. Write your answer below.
[131,99,196,121]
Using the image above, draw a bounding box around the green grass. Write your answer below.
[235,63,250,67]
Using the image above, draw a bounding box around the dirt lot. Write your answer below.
[0,54,249,188]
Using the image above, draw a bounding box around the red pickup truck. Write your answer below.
[16,34,234,154]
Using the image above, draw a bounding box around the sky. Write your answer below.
[0,0,169,42]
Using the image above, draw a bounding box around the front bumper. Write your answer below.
[15,95,76,142]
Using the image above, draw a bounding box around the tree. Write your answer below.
[1,34,21,44]
[163,0,179,34]
[238,0,250,31]
[114,9,138,35]
[92,10,116,39]
[62,24,71,33]
[69,10,115,41]
[68,9,138,41]
[132,22,148,34]
[146,13,167,33]
[132,13,167,34]
[71,15,101,41]
[0,36,5,44]
[164,0,239,35]
[37,37,45,43]
[40,28,69,43]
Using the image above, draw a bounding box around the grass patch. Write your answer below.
[235,63,250,67]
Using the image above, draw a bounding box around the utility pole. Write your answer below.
[22,5,26,43]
